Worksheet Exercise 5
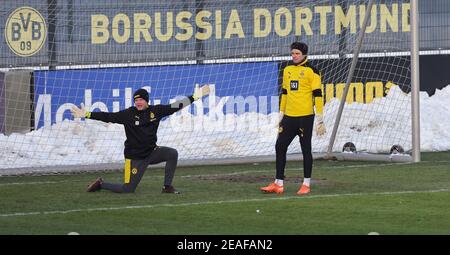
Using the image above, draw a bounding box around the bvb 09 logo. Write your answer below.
[5,7,47,57]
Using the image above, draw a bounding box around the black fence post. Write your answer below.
[195,0,205,63]
[47,0,57,70]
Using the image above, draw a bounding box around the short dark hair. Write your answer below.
[290,42,308,55]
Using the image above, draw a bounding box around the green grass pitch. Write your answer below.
[1,151,449,235]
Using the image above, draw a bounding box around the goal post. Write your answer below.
[411,0,421,163]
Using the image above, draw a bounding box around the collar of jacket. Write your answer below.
[294,57,308,66]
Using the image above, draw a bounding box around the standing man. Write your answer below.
[260,42,326,195]
[71,85,210,194]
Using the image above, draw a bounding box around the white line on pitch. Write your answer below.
[0,181,71,186]
[0,188,448,218]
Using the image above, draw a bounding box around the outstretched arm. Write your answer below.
[71,103,129,124]
[155,84,210,118]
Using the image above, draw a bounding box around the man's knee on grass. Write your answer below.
[122,183,137,193]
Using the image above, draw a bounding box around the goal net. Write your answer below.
[0,0,414,174]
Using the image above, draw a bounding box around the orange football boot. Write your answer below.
[296,184,310,195]
[260,183,284,194]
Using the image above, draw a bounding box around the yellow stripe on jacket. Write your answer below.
[124,159,131,184]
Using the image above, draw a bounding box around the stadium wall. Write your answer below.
[419,54,450,95]
[1,0,450,67]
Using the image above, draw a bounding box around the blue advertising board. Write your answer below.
[33,62,279,129]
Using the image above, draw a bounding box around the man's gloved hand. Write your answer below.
[275,111,284,128]
[316,114,326,136]
[71,103,87,118]
[193,84,211,100]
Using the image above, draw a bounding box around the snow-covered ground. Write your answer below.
[1,85,449,169]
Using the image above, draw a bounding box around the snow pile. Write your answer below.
[1,85,449,169]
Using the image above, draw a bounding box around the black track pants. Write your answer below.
[275,115,314,180]
[101,146,178,193]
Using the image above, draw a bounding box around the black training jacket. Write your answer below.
[88,96,194,159]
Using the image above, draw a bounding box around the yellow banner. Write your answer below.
[91,3,410,44]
